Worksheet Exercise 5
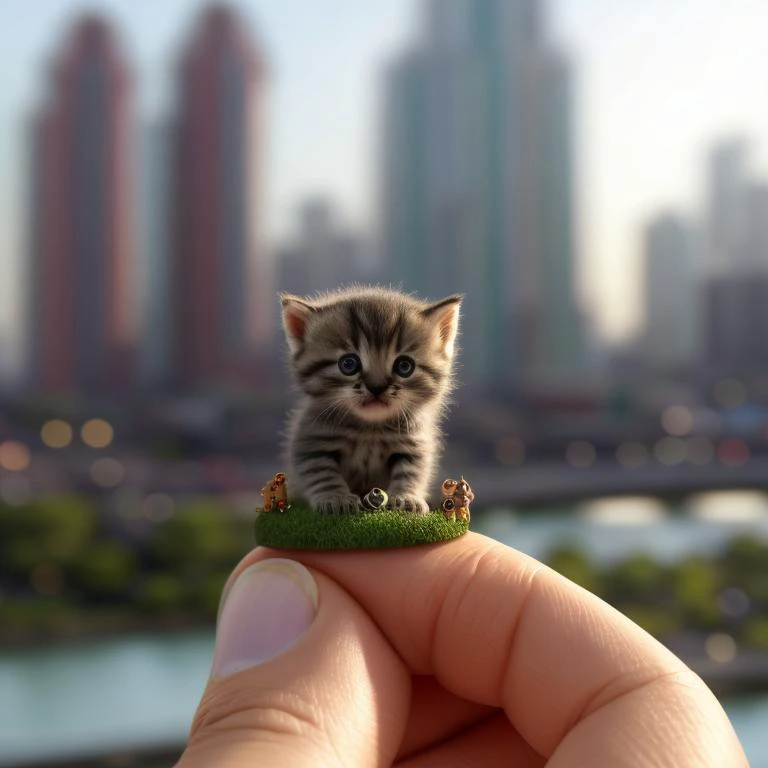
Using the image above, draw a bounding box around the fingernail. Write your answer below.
[212,559,318,678]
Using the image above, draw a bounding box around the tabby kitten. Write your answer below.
[280,286,462,515]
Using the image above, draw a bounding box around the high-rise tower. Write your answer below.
[28,15,136,395]
[642,213,697,372]
[170,5,269,390]
[380,0,584,391]
[705,139,749,277]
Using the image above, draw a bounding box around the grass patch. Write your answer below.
[254,504,469,550]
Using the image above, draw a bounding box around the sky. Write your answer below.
[2,0,768,366]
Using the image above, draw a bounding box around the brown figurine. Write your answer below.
[441,478,458,521]
[453,476,474,522]
[441,476,474,522]
[260,472,289,512]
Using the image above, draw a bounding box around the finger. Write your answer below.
[397,675,495,759]
[397,711,545,768]
[548,671,743,767]
[234,535,747,764]
[180,559,410,768]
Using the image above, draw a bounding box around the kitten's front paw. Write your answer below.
[388,494,430,515]
[312,493,361,515]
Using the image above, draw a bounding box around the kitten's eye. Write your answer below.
[393,355,415,378]
[338,353,361,376]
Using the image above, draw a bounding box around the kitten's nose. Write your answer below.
[366,381,389,397]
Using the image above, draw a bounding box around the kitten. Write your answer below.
[280,286,462,515]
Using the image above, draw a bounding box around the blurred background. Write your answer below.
[1,0,768,765]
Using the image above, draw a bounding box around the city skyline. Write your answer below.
[3,1,768,373]
[25,6,272,395]
[640,138,768,379]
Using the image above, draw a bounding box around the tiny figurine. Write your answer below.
[441,476,474,522]
[362,487,389,511]
[453,476,474,522]
[441,478,459,520]
[260,472,289,512]
[441,496,457,519]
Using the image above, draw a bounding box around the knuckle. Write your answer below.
[189,685,327,750]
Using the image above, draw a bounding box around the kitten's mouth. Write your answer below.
[360,396,390,408]
[356,396,397,420]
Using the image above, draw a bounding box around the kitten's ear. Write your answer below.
[422,294,463,357]
[280,294,316,352]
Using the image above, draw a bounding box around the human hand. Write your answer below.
[178,533,748,767]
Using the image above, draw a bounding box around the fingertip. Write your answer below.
[186,559,410,768]
[212,559,318,678]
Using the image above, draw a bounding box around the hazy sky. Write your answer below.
[2,0,768,363]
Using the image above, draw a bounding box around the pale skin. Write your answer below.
[181,533,748,767]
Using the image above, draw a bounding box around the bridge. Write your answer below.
[465,457,768,507]
[15,451,768,510]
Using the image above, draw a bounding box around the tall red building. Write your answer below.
[28,15,136,395]
[171,5,270,391]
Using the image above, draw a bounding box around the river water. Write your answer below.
[2,492,768,766]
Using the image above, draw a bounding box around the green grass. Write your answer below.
[254,504,469,550]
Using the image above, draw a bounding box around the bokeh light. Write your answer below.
[81,418,114,448]
[689,490,766,522]
[0,441,31,471]
[705,633,738,663]
[111,487,145,520]
[41,419,73,448]
[718,587,750,619]
[578,496,666,524]
[717,438,750,467]
[142,493,175,522]
[0,476,32,505]
[660,405,693,436]
[90,457,124,487]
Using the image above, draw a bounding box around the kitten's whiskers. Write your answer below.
[311,399,346,427]
[400,404,415,434]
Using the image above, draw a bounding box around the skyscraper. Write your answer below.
[703,274,768,375]
[170,5,269,391]
[527,50,587,385]
[742,181,768,272]
[380,0,584,390]
[28,15,136,395]
[699,139,768,377]
[138,122,172,391]
[642,213,697,372]
[705,139,749,276]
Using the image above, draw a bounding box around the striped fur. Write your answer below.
[280,286,462,515]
